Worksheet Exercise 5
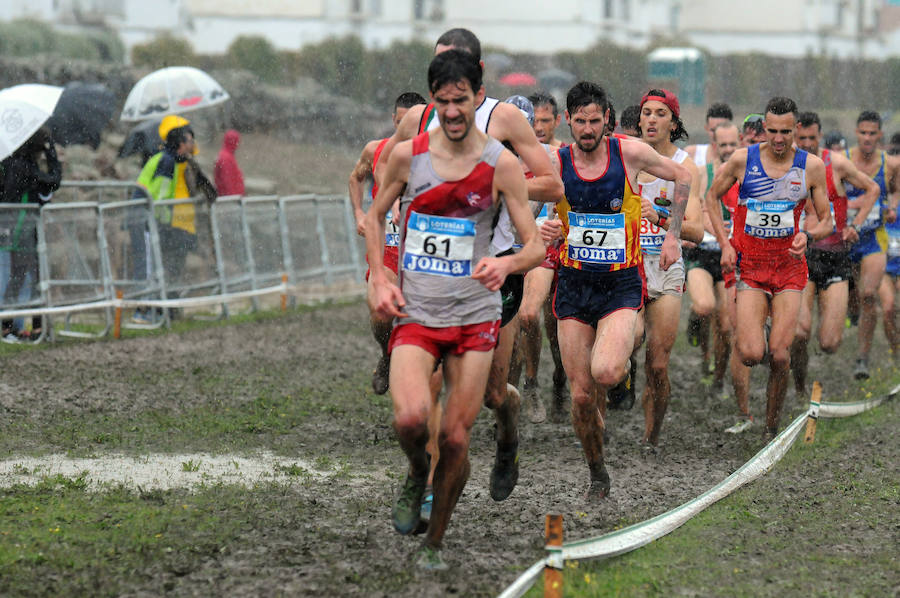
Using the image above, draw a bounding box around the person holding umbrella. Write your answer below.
[0,126,61,342]
[135,115,215,295]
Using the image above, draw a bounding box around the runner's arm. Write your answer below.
[887,154,900,215]
[835,152,880,230]
[472,151,543,291]
[679,158,704,243]
[348,140,378,236]
[364,141,412,318]
[705,151,743,247]
[495,103,564,203]
[803,156,833,242]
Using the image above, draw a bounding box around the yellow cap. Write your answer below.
[158,115,190,141]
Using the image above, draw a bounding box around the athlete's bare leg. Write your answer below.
[817,281,849,354]
[878,274,899,357]
[687,267,716,373]
[790,282,816,398]
[641,294,681,445]
[367,266,398,394]
[765,290,804,436]
[558,309,638,497]
[727,285,752,421]
[518,267,555,422]
[543,298,566,393]
[485,316,522,502]
[390,345,440,487]
[711,281,732,389]
[857,252,886,361]
[423,349,493,550]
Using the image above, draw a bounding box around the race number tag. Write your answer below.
[888,230,900,258]
[567,211,626,264]
[639,215,666,252]
[403,211,475,277]
[385,211,399,247]
[744,200,794,238]
[847,203,882,229]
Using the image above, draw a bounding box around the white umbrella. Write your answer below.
[0,84,63,161]
[120,66,230,122]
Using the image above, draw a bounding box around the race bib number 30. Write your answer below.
[744,200,795,238]
[403,211,475,277]
[567,211,626,264]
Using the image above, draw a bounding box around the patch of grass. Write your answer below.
[523,379,900,598]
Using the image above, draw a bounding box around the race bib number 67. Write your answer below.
[403,211,475,277]
[567,211,626,264]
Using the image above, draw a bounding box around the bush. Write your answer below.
[0,19,124,62]
[131,34,197,69]
[226,36,282,83]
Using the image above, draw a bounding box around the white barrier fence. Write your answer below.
[497,383,900,598]
[0,182,367,341]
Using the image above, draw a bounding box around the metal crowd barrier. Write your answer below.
[0,182,367,342]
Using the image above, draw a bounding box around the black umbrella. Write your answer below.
[48,82,116,149]
[118,117,164,162]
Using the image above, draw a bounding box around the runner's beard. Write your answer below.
[575,133,602,153]
[442,117,472,142]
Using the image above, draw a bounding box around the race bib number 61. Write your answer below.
[403,211,475,277]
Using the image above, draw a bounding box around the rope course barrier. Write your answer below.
[497,381,900,598]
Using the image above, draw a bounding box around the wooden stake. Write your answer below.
[113,290,123,339]
[281,274,288,312]
[544,514,563,598]
[804,381,822,444]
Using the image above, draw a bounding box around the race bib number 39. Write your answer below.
[403,211,475,277]
[567,211,626,264]
[744,200,795,239]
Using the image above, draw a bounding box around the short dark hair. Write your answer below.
[606,103,617,134]
[528,92,558,117]
[620,105,641,132]
[434,28,481,62]
[638,89,688,142]
[394,92,427,111]
[706,102,733,121]
[765,96,798,118]
[857,110,882,128]
[566,81,609,115]
[797,111,821,130]
[427,48,483,94]
[164,125,193,153]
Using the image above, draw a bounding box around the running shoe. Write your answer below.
[853,357,869,380]
[1,333,20,344]
[687,312,702,347]
[130,311,152,325]
[586,463,610,499]
[419,484,433,525]
[763,426,778,443]
[392,473,426,535]
[550,371,570,423]
[371,354,390,395]
[489,442,519,502]
[414,544,448,571]
[724,416,753,434]
[522,380,546,424]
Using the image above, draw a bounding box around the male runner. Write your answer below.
[741,114,766,146]
[545,81,692,496]
[706,97,832,441]
[378,28,563,502]
[365,50,543,569]
[635,89,704,446]
[791,111,879,396]
[685,102,733,169]
[618,105,640,137]
[685,121,740,393]
[349,91,427,394]
[513,92,569,423]
[844,110,899,379]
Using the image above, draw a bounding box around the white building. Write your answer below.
[1,0,899,59]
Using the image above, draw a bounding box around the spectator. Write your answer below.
[888,132,900,156]
[214,129,244,197]
[0,126,61,342]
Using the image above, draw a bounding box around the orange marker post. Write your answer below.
[113,290,123,339]
[544,514,563,598]
[281,274,288,312]
[804,381,822,444]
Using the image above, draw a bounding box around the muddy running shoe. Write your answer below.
[371,354,390,395]
[853,357,869,380]
[550,371,570,423]
[724,415,753,434]
[687,312,702,347]
[586,463,610,500]
[608,358,635,411]
[414,544,448,571]
[763,426,778,443]
[392,473,426,535]
[523,379,546,424]
[489,442,519,502]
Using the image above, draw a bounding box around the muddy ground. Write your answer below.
[0,300,896,596]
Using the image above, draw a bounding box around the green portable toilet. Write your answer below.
[647,47,705,106]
